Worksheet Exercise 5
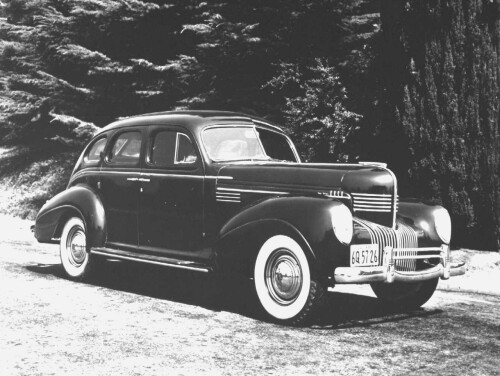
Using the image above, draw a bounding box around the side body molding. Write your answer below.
[215,196,349,279]
[35,185,106,248]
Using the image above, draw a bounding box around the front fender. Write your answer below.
[397,199,446,246]
[35,185,106,248]
[216,197,349,279]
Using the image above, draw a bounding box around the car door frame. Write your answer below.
[136,124,209,263]
[98,126,146,251]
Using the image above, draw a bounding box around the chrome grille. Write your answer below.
[351,193,393,213]
[354,218,419,271]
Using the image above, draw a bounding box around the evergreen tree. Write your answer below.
[265,59,362,162]
[378,0,500,250]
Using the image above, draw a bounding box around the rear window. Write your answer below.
[108,131,142,165]
[85,137,107,163]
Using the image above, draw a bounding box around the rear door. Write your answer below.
[99,127,144,249]
[138,126,206,261]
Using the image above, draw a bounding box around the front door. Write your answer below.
[138,126,206,261]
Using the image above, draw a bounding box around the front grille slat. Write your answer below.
[351,193,399,226]
[354,218,422,272]
[351,193,397,214]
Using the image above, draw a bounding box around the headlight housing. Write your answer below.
[434,207,451,244]
[330,204,353,245]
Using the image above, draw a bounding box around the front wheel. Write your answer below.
[254,235,325,325]
[371,278,439,310]
[60,217,97,281]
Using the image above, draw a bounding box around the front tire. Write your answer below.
[371,278,439,310]
[60,217,95,281]
[254,235,325,325]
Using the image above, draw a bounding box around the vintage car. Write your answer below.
[34,110,466,325]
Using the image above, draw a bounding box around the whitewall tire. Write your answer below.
[60,217,93,280]
[254,235,325,325]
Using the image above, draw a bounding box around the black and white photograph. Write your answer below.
[0,0,499,375]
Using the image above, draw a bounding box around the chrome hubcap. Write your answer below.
[66,227,86,266]
[265,249,302,305]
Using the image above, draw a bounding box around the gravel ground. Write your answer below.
[1,215,499,375]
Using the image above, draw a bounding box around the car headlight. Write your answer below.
[434,207,451,244]
[330,204,353,245]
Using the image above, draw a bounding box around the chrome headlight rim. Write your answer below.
[434,207,452,244]
[330,204,353,245]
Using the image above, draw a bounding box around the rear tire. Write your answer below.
[254,235,325,325]
[371,278,439,310]
[60,217,96,281]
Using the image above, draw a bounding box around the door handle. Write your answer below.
[138,178,150,182]
[126,177,139,182]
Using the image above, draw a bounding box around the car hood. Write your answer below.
[216,162,397,227]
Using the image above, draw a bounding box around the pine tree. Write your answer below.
[378,0,500,250]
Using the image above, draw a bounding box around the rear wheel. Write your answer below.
[254,235,325,325]
[371,278,439,310]
[60,217,97,281]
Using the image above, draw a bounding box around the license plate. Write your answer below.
[350,244,379,267]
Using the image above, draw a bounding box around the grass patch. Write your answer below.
[0,141,80,219]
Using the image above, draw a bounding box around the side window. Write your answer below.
[175,133,198,165]
[85,137,107,164]
[149,130,198,167]
[257,128,297,162]
[150,131,176,166]
[108,131,142,165]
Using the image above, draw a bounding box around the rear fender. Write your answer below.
[35,185,106,248]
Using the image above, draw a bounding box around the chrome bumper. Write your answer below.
[334,245,466,284]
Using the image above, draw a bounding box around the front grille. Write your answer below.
[351,193,393,213]
[354,218,419,271]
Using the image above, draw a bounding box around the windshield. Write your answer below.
[202,126,268,161]
[202,125,298,162]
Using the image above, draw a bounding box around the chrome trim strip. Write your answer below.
[354,204,392,208]
[216,199,241,203]
[353,199,392,204]
[351,193,392,197]
[217,187,289,195]
[354,208,392,212]
[69,168,233,183]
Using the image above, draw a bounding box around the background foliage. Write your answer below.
[0,0,498,250]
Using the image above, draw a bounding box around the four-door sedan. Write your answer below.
[34,110,466,325]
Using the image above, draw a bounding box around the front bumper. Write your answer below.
[334,245,466,284]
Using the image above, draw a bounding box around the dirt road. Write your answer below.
[1,216,499,375]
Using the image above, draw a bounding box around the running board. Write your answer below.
[90,248,211,273]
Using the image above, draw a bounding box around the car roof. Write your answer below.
[98,110,285,134]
